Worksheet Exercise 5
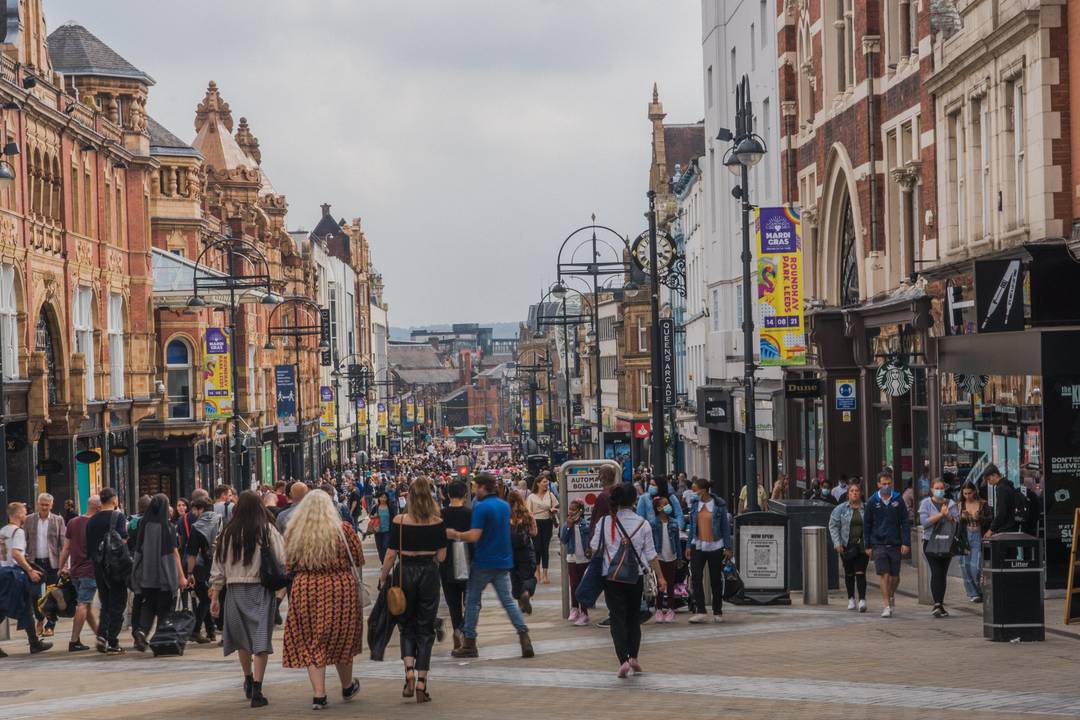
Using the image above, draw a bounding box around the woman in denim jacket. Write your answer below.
[559,500,591,625]
[636,477,685,534]
[828,484,869,612]
[650,497,681,623]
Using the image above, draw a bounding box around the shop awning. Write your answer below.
[152,247,272,308]
[936,331,1041,376]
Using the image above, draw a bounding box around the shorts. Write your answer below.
[872,546,902,576]
[72,576,97,604]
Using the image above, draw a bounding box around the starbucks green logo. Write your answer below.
[875,360,914,397]
[953,373,989,395]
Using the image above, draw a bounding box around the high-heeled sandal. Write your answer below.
[402,665,416,698]
[415,677,431,704]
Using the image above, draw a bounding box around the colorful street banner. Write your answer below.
[319,385,336,438]
[275,364,297,433]
[756,206,806,366]
[355,397,367,429]
[416,401,425,425]
[377,402,388,433]
[406,396,415,424]
[536,397,545,433]
[203,328,233,419]
[390,396,401,426]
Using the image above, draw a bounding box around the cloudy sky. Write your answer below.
[47,1,703,327]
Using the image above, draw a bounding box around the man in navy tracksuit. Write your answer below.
[863,471,911,617]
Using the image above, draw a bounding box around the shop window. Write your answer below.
[839,198,860,307]
[107,293,124,398]
[638,369,649,412]
[247,343,257,412]
[0,264,17,379]
[637,316,648,352]
[166,339,193,419]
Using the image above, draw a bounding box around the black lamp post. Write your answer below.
[265,296,329,483]
[536,283,592,457]
[553,224,638,460]
[719,74,768,511]
[188,232,281,488]
[367,367,398,455]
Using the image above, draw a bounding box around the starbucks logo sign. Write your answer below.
[875,360,914,397]
[953,373,989,395]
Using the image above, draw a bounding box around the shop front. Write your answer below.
[696,384,740,506]
[731,380,785,497]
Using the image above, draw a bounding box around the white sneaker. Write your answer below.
[688,614,708,624]
[712,614,724,624]
[881,606,893,618]
[858,599,867,613]
[568,608,581,623]
[847,598,856,611]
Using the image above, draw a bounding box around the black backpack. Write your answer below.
[96,511,133,585]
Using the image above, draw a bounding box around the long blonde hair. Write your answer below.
[284,489,343,570]
[406,476,441,523]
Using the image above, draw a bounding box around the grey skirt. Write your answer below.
[223,582,275,656]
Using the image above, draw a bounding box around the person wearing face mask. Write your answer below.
[650,497,681,623]
[828,483,868,612]
[863,471,911,618]
[919,478,959,618]
[636,477,684,536]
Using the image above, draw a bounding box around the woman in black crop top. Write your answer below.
[378,477,446,704]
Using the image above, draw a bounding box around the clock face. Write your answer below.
[632,231,675,274]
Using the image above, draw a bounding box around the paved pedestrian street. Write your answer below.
[3,540,1078,720]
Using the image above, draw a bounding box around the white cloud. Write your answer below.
[46,0,703,325]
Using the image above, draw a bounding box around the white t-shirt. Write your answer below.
[658,521,676,562]
[35,516,49,560]
[0,524,26,567]
[568,523,587,564]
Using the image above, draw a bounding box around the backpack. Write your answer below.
[96,511,133,586]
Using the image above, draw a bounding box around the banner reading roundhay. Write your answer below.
[756,206,806,366]
[377,402,388,433]
[204,328,233,419]
[319,386,336,438]
[355,397,367,427]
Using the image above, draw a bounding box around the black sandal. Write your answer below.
[402,665,416,698]
[415,677,431,704]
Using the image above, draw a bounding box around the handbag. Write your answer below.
[386,522,407,616]
[923,512,959,560]
[339,526,372,608]
[259,528,289,592]
[451,540,470,582]
[606,517,644,585]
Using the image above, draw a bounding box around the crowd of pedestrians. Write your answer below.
[0,439,1044,701]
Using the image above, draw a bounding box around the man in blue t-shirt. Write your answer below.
[446,473,533,659]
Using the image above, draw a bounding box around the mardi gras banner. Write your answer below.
[275,365,297,433]
[355,397,367,428]
[319,386,336,438]
[756,206,806,366]
[406,396,415,423]
[204,328,233,419]
[536,397,545,433]
[377,402,388,433]
[416,401,425,425]
[390,396,401,426]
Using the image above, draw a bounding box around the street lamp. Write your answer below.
[718,74,768,512]
[536,282,592,460]
[266,296,328,483]
[188,231,279,489]
[331,354,369,467]
[554,219,637,459]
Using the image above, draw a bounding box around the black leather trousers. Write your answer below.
[398,557,442,671]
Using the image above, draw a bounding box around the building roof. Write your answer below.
[147,116,201,159]
[394,368,461,386]
[192,82,258,174]
[310,203,347,242]
[663,123,705,180]
[150,247,267,307]
[388,343,445,370]
[47,22,155,85]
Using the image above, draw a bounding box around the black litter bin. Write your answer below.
[768,499,839,591]
[983,532,1044,642]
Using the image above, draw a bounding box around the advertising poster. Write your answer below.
[756,206,806,366]
[274,365,297,433]
[203,328,233,419]
[739,525,786,590]
[355,397,367,427]
[377,402,388,433]
[319,386,336,438]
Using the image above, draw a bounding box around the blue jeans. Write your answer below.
[462,566,528,640]
[960,529,983,598]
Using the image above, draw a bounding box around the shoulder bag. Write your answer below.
[386,521,407,616]
[339,525,371,608]
[259,527,290,592]
[451,539,470,582]
[573,519,606,608]
[923,506,959,560]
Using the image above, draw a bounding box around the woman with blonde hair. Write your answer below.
[379,476,446,703]
[283,490,364,710]
[507,491,538,614]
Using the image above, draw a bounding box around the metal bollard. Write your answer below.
[912,525,931,605]
[802,526,829,605]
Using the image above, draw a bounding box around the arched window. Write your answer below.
[165,339,192,419]
[839,198,859,307]
[0,264,18,379]
[35,308,58,404]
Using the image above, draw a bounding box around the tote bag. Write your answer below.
[451,540,470,582]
